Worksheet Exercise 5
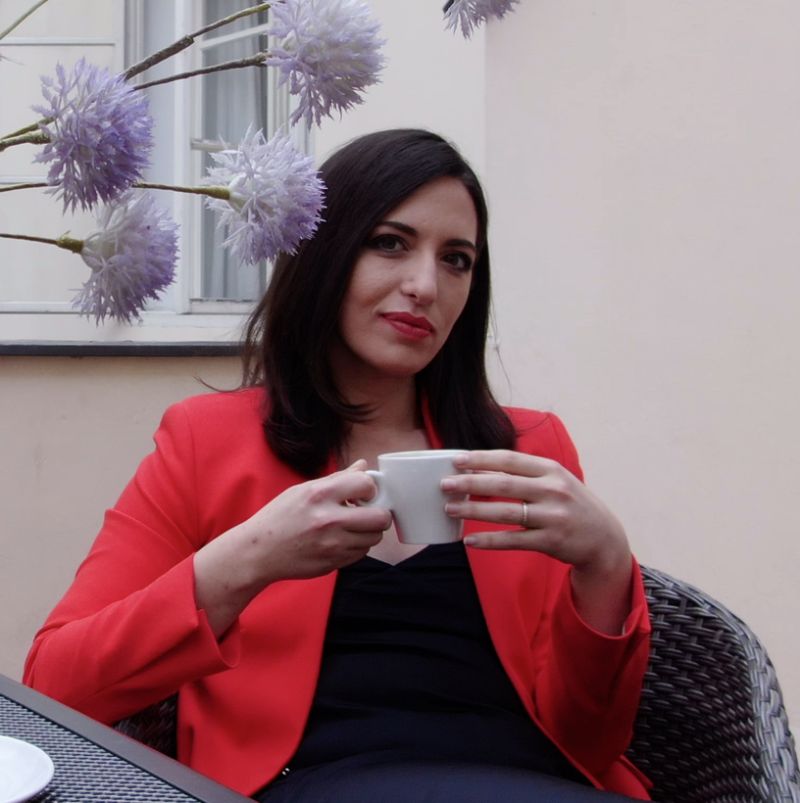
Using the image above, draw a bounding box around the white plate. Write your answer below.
[0,735,54,803]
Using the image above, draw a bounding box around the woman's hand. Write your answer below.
[238,460,391,582]
[194,460,390,636]
[441,450,634,634]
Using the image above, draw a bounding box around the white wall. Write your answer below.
[315,0,487,171]
[485,0,800,730]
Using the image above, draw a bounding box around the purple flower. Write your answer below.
[34,58,153,212]
[203,127,324,264]
[444,0,520,38]
[73,191,178,324]
[266,0,386,127]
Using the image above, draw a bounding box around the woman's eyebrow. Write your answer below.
[378,219,477,251]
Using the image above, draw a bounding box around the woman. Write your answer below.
[24,129,651,801]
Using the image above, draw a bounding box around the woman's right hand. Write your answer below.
[193,460,389,636]
[239,459,391,581]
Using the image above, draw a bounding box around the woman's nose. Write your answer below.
[400,254,437,304]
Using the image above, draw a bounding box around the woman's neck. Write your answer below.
[339,378,429,468]
[337,376,433,565]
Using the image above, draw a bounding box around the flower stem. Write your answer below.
[133,52,268,91]
[56,235,84,254]
[0,181,47,193]
[0,0,50,41]
[136,181,230,201]
[0,232,83,253]
[0,117,52,141]
[0,132,48,152]
[124,2,271,82]
[190,1,272,39]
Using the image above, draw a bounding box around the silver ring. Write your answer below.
[520,501,529,529]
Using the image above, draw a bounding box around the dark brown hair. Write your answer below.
[241,129,515,476]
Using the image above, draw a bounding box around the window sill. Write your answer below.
[0,340,241,357]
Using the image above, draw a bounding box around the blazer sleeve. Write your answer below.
[525,413,651,779]
[23,402,241,724]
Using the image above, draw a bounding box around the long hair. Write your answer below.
[241,129,515,476]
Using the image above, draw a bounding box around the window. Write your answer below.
[197,0,273,304]
[0,0,308,346]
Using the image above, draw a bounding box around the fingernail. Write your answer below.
[453,453,468,466]
[463,536,477,546]
[440,478,456,491]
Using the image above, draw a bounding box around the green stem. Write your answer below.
[0,0,50,41]
[0,181,48,193]
[1,117,52,141]
[136,181,230,201]
[0,232,83,253]
[124,2,271,81]
[133,52,268,91]
[56,235,84,254]
[0,132,48,153]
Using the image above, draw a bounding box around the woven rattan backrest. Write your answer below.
[629,565,800,802]
[116,695,178,758]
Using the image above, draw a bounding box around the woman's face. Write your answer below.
[331,176,479,386]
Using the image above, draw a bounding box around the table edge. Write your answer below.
[0,675,252,803]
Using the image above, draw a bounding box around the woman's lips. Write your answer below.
[382,312,434,340]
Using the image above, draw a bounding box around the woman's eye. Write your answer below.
[443,252,473,272]
[368,234,404,253]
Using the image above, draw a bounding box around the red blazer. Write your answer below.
[24,388,651,799]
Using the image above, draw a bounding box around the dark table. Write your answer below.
[0,674,252,802]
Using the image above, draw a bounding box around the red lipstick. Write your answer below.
[382,312,434,340]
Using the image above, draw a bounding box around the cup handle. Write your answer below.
[359,469,391,509]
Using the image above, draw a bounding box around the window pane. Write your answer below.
[198,2,271,301]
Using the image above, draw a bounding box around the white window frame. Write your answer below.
[185,5,310,310]
[0,0,310,348]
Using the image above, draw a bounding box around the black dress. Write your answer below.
[256,544,637,802]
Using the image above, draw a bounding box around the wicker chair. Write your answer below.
[626,565,799,802]
[116,565,800,801]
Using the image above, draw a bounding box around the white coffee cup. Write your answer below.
[361,449,467,544]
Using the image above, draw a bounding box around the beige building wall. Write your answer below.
[0,356,240,676]
[483,0,800,732]
[2,0,799,740]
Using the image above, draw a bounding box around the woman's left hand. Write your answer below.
[441,450,634,634]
